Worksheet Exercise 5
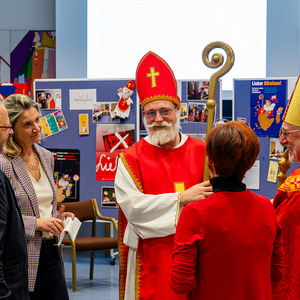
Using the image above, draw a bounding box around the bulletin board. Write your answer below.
[234,77,300,199]
[34,78,221,219]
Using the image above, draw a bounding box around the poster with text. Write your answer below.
[96,124,135,181]
[41,110,68,138]
[49,149,80,203]
[251,80,287,137]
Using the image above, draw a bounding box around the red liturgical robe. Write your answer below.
[273,167,300,299]
[116,135,205,300]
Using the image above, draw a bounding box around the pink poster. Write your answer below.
[96,124,135,181]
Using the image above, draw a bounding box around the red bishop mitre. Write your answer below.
[125,80,135,91]
[136,51,180,109]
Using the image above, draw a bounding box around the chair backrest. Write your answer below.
[57,199,95,222]
[92,198,118,234]
[58,199,118,237]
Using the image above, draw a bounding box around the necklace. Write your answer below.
[22,151,40,170]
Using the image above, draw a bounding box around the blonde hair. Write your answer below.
[3,94,40,157]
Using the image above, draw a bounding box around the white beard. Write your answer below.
[145,113,180,146]
[58,179,69,188]
[118,88,133,100]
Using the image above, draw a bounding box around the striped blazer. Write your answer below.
[0,144,64,292]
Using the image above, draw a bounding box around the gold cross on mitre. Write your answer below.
[146,67,160,88]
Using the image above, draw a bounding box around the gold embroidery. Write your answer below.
[174,183,185,227]
[175,192,181,227]
[150,52,178,90]
[141,95,180,108]
[135,244,141,300]
[146,67,160,88]
[118,209,126,300]
[174,182,185,192]
[120,152,143,193]
[278,174,300,193]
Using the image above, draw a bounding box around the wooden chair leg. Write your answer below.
[105,223,110,257]
[71,242,77,292]
[90,250,95,280]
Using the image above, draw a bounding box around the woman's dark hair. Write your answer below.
[206,121,260,180]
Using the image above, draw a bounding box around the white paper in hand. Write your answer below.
[57,217,82,246]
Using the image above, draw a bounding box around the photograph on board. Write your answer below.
[188,101,210,123]
[92,102,119,123]
[101,186,118,208]
[187,81,209,100]
[35,89,61,109]
[269,138,284,160]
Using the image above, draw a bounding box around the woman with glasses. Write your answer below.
[170,121,285,300]
[0,94,73,300]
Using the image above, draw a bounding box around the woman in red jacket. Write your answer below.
[170,121,285,300]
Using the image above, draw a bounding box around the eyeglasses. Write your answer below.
[0,125,12,133]
[144,107,177,120]
[280,128,300,137]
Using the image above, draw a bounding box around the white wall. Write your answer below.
[0,0,55,30]
[0,0,300,83]
[266,0,300,77]
[56,0,87,78]
[56,0,300,85]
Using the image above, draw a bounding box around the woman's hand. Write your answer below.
[57,204,75,220]
[35,204,75,236]
[64,212,75,220]
[36,217,64,236]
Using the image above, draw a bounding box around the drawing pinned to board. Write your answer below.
[35,89,61,109]
[96,124,135,181]
[79,114,89,135]
[41,110,68,138]
[69,89,97,110]
[251,80,286,137]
